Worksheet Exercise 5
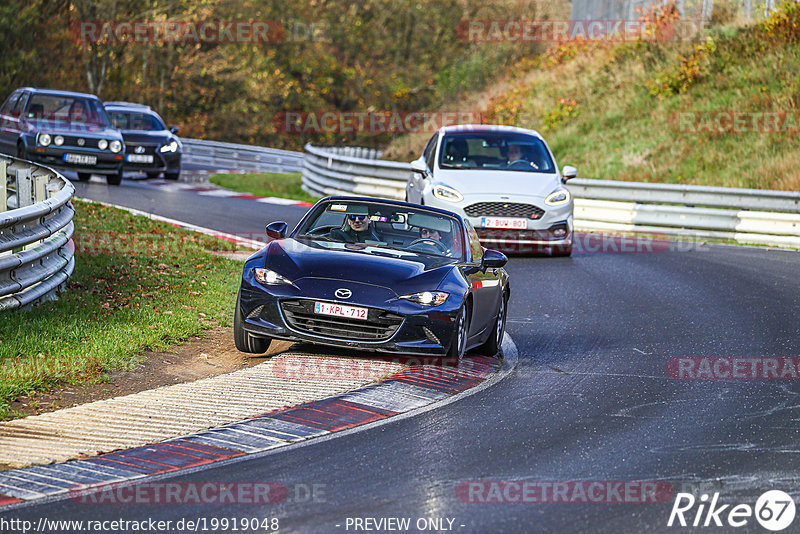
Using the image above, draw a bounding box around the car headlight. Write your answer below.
[109,140,123,153]
[254,268,292,285]
[160,140,179,153]
[98,139,108,150]
[545,188,571,206]
[399,291,449,306]
[38,133,51,146]
[54,135,64,146]
[432,184,463,203]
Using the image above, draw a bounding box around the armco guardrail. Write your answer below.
[302,143,408,200]
[181,138,303,173]
[301,144,800,249]
[1,155,75,311]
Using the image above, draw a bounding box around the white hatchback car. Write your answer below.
[406,125,576,256]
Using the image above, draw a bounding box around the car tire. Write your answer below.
[234,290,271,354]
[477,291,508,356]
[147,172,161,179]
[106,171,123,186]
[165,171,180,181]
[77,172,92,182]
[16,143,27,161]
[446,304,470,361]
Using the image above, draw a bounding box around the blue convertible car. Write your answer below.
[235,197,510,358]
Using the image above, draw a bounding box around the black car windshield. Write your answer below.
[25,94,110,127]
[439,132,556,173]
[295,200,466,261]
[108,110,166,131]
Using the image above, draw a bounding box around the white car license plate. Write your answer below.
[126,154,154,163]
[481,217,528,229]
[63,153,97,165]
[314,302,368,320]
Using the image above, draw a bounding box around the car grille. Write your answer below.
[464,202,545,219]
[124,144,157,155]
[280,300,403,342]
[58,136,104,149]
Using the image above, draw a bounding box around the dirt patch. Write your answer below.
[9,328,293,419]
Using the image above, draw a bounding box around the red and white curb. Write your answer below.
[0,353,507,507]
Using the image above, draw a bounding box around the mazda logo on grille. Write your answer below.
[335,288,352,299]
[77,138,85,146]
[134,145,145,154]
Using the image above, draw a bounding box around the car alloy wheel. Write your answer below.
[495,294,506,347]
[448,305,468,360]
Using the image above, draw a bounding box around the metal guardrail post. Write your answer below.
[0,159,6,214]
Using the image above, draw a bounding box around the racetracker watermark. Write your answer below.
[69,482,326,505]
[667,357,800,379]
[273,111,484,135]
[456,481,674,503]
[457,19,701,43]
[73,20,329,44]
[479,232,707,255]
[272,356,489,381]
[669,111,800,134]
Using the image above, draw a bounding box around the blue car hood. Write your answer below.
[262,238,455,296]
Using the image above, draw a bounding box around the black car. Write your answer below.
[0,87,125,184]
[235,197,510,359]
[104,101,181,180]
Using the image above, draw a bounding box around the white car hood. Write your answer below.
[435,169,560,198]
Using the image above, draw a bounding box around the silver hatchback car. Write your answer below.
[406,125,577,256]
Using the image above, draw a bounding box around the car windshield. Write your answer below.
[25,94,110,127]
[295,200,466,260]
[439,132,556,173]
[108,110,166,131]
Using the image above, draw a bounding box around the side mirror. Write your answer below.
[481,249,508,270]
[169,125,180,134]
[561,165,577,182]
[410,158,427,175]
[266,221,288,240]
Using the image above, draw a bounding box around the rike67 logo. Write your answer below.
[668,491,796,531]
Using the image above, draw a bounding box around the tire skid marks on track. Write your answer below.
[0,355,500,506]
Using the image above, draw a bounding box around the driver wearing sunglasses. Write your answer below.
[329,208,382,243]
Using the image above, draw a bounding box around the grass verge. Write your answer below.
[0,200,250,420]
[209,172,320,204]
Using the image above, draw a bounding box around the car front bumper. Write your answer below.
[121,151,181,173]
[423,193,574,252]
[239,277,462,357]
[26,146,124,175]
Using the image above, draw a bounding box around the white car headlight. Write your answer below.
[399,291,449,306]
[160,140,179,153]
[432,184,463,203]
[38,133,51,146]
[54,135,64,146]
[109,140,123,153]
[254,268,292,285]
[98,139,108,150]
[545,188,571,206]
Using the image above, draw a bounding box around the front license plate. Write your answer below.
[481,217,528,229]
[126,154,154,163]
[63,153,97,165]
[314,302,368,320]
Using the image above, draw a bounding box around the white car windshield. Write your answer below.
[439,132,556,173]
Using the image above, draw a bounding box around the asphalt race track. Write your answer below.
[5,176,800,533]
